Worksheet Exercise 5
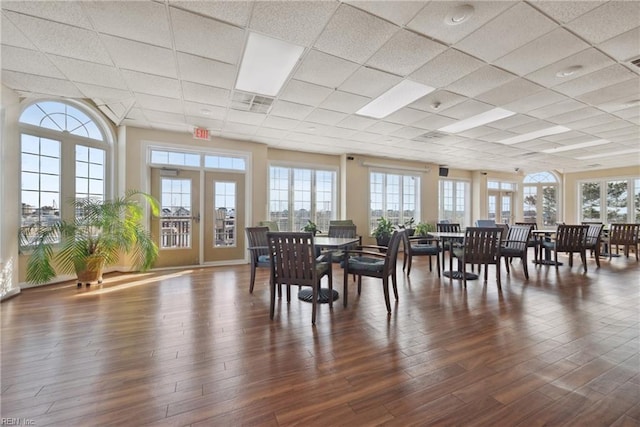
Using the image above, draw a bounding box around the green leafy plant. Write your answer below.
[404,217,415,229]
[414,222,435,237]
[372,217,394,239]
[302,220,320,235]
[20,190,160,284]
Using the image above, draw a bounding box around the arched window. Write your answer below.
[523,171,559,228]
[19,100,111,231]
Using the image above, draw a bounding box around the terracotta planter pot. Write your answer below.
[75,256,105,287]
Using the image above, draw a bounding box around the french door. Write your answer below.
[150,168,245,268]
[488,190,514,225]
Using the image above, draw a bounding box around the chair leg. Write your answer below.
[357,276,362,295]
[581,250,587,273]
[522,254,529,280]
[311,285,317,325]
[496,259,501,288]
[436,253,441,278]
[391,271,398,301]
[554,250,559,269]
[428,256,432,273]
[343,270,349,308]
[568,253,573,267]
[269,280,276,319]
[249,265,257,293]
[594,244,601,268]
[382,277,391,313]
[406,251,412,276]
[462,262,467,288]
[484,263,488,282]
[505,257,511,275]
[327,274,333,310]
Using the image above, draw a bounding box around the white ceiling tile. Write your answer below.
[183,102,226,120]
[261,116,300,130]
[367,121,404,135]
[612,107,640,122]
[169,1,252,27]
[336,115,377,131]
[279,79,334,106]
[226,110,265,126]
[4,12,112,65]
[410,48,484,88]
[528,99,586,119]
[294,122,331,135]
[597,27,640,63]
[1,45,64,78]
[502,90,567,114]
[102,35,177,79]
[182,82,229,107]
[339,67,401,98]
[390,126,429,139]
[530,1,604,24]
[439,99,494,120]
[294,50,359,88]
[485,115,537,131]
[553,64,636,97]
[446,65,517,97]
[2,70,82,97]
[84,1,171,48]
[314,4,398,64]
[254,127,289,140]
[2,1,92,28]
[75,83,132,101]
[350,131,381,142]
[249,2,337,46]
[322,126,357,139]
[142,109,186,125]
[121,70,181,98]
[346,1,425,26]
[48,55,128,89]
[577,78,640,106]
[384,108,429,126]
[565,1,640,44]
[548,107,603,125]
[476,78,544,106]
[454,3,556,62]
[407,1,515,45]
[457,125,503,139]
[494,28,589,76]
[171,8,245,64]
[366,30,447,77]
[135,93,184,114]
[408,90,468,112]
[270,100,314,121]
[411,114,456,131]
[177,53,236,89]
[305,109,348,126]
[186,115,224,130]
[525,48,616,89]
[562,114,615,131]
[1,15,36,49]
[320,91,369,114]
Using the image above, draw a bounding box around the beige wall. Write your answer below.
[564,166,640,223]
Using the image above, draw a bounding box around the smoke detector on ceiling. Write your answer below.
[444,4,475,25]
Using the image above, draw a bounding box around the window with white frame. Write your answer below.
[579,177,640,224]
[20,101,109,237]
[523,171,558,227]
[439,179,470,227]
[370,171,420,233]
[268,165,336,232]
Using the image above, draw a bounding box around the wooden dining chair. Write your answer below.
[341,229,405,313]
[245,226,271,294]
[542,225,588,272]
[326,224,359,264]
[266,232,332,325]
[608,223,640,261]
[515,221,540,262]
[583,223,604,267]
[500,224,533,280]
[402,232,441,277]
[452,227,502,288]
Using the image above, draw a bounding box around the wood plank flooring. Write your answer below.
[1,251,639,426]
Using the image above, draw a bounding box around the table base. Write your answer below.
[534,260,564,266]
[443,271,478,280]
[298,288,338,303]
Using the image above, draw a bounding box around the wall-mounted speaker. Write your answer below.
[439,167,449,177]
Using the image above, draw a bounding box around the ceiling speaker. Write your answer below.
[439,167,449,177]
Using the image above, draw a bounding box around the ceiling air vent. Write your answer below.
[629,56,640,68]
[521,152,538,157]
[412,131,447,142]
[231,91,274,114]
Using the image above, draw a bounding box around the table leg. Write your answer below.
[298,288,338,303]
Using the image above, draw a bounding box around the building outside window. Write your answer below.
[370,171,420,233]
[523,172,559,228]
[19,101,110,243]
[579,177,640,224]
[268,165,336,232]
[439,179,469,227]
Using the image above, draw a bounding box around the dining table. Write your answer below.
[428,231,478,280]
[531,229,563,266]
[297,235,361,303]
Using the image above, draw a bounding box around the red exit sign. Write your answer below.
[193,127,210,140]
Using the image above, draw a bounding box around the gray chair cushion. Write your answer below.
[501,247,521,257]
[346,256,384,272]
[258,255,270,263]
[411,244,439,255]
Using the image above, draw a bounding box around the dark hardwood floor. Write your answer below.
[2,251,639,426]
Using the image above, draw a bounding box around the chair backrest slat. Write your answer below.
[328,224,357,238]
[555,225,588,251]
[505,224,531,251]
[437,223,461,233]
[267,232,317,287]
[463,227,502,264]
[610,223,640,245]
[245,226,269,259]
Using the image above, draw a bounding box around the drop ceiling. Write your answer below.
[1,0,639,174]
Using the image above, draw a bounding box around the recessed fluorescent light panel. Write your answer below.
[235,33,304,97]
[498,125,571,145]
[576,149,640,160]
[438,108,515,134]
[356,80,435,119]
[542,139,610,154]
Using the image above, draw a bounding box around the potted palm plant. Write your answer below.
[20,190,160,286]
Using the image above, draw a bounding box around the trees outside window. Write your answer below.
[523,172,558,228]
